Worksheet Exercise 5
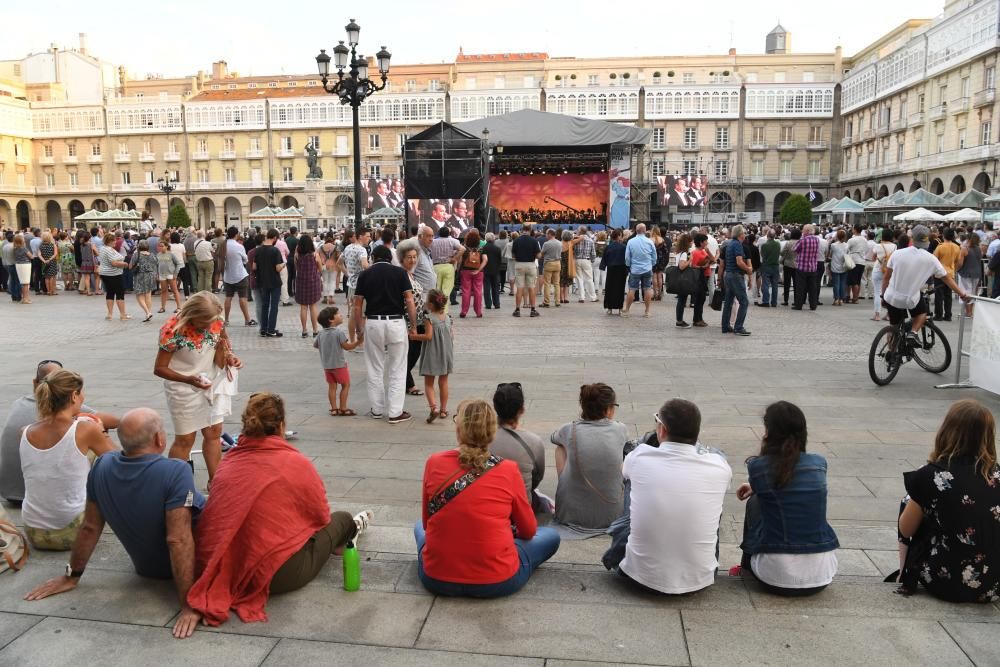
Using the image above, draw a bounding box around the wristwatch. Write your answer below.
[65,564,84,578]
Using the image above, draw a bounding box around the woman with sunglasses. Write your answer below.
[549,383,628,538]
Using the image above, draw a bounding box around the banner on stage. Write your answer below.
[968,298,1000,396]
[608,144,631,229]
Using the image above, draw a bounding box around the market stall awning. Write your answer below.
[812,197,838,212]
[943,208,982,222]
[893,207,945,222]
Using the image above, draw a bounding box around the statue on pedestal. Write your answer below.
[305,141,323,180]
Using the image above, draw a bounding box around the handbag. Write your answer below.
[844,251,856,271]
[710,288,724,311]
[0,504,28,574]
[664,265,700,296]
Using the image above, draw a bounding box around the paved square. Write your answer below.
[1,292,998,665]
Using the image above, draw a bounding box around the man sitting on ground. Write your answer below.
[24,407,205,639]
[603,398,731,594]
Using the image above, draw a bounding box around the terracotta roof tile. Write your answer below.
[455,52,548,63]
[191,87,330,101]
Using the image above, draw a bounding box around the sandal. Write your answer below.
[158,308,166,313]
[407,388,424,396]
[120,315,132,321]
[438,410,449,420]
[340,409,356,416]
[329,408,342,416]
[427,407,439,424]
[246,319,257,327]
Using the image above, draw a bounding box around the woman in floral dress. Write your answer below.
[895,399,1000,602]
[57,231,77,293]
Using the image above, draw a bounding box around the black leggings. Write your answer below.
[101,274,125,301]
[405,323,425,390]
[782,267,795,303]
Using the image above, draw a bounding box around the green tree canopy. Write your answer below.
[779,194,813,225]
[166,203,192,229]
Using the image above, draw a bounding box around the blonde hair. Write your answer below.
[41,231,54,244]
[12,234,24,248]
[455,399,497,472]
[104,232,116,246]
[242,392,285,437]
[175,291,223,333]
[930,400,997,482]
[34,369,83,419]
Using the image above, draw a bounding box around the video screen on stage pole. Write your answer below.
[405,198,476,233]
[655,175,709,211]
[362,177,405,212]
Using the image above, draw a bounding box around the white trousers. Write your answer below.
[322,269,337,297]
[364,318,408,418]
[575,259,597,300]
[279,266,291,304]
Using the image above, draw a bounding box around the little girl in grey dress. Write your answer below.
[412,289,454,423]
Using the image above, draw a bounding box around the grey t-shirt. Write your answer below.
[314,327,347,370]
[490,426,545,503]
[1,396,93,503]
[541,238,562,263]
[550,419,628,530]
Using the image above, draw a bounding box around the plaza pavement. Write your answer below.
[1,288,999,666]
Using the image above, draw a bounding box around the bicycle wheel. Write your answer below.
[912,320,952,374]
[869,326,901,386]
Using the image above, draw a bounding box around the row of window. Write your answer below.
[34,163,398,188]
[842,121,993,173]
[648,125,825,149]
[649,158,824,181]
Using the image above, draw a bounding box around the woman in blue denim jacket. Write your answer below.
[736,401,839,596]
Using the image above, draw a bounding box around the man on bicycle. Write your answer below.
[881,224,967,343]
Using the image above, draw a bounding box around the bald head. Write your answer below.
[118,408,165,455]
[34,361,64,386]
[635,223,646,235]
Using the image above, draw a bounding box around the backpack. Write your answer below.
[464,247,482,270]
[0,504,28,574]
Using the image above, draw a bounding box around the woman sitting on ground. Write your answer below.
[893,399,1000,602]
[19,370,116,550]
[187,392,373,625]
[549,383,628,537]
[415,399,560,597]
[735,401,839,596]
[489,382,549,513]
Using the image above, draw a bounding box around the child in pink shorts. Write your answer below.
[315,306,362,416]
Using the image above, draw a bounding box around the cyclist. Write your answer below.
[880,224,967,344]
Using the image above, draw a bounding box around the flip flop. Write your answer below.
[339,409,356,416]
[407,388,424,396]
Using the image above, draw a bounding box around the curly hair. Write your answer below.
[456,399,498,472]
[242,392,286,437]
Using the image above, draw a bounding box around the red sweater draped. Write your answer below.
[187,435,329,625]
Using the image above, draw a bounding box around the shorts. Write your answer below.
[627,271,653,292]
[885,298,928,326]
[514,262,538,289]
[224,277,249,299]
[324,367,350,385]
[847,264,865,286]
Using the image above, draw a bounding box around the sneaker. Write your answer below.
[693,321,708,327]
[676,321,691,328]
[734,329,752,336]
[905,331,920,346]
[367,409,383,419]
[388,411,412,425]
[530,309,540,317]
[353,510,374,537]
[512,308,521,317]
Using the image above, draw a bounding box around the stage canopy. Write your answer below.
[456,109,651,148]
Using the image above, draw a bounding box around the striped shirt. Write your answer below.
[430,237,462,264]
[573,235,596,261]
[794,235,820,273]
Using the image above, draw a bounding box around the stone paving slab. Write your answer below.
[0,612,42,651]
[0,618,277,667]
[261,638,545,666]
[417,597,690,664]
[682,611,974,666]
[939,621,1000,667]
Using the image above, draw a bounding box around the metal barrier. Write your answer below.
[935,294,1000,391]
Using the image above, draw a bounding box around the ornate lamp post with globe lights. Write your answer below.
[156,170,178,222]
[315,19,392,231]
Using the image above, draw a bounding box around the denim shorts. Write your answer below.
[627,271,652,291]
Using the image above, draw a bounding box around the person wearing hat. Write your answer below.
[880,224,967,343]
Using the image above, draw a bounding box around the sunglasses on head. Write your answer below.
[37,360,63,368]
[497,382,522,390]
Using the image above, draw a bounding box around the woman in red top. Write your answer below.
[415,398,560,597]
[689,233,714,327]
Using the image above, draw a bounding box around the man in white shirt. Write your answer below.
[222,227,255,326]
[702,227,720,301]
[604,399,732,595]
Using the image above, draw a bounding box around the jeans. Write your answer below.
[993,273,1000,299]
[721,272,749,332]
[675,294,689,323]
[460,269,484,316]
[414,522,560,598]
[575,258,597,300]
[259,286,282,334]
[5,264,20,301]
[692,273,707,323]
[873,271,884,314]
[813,263,825,304]
[760,265,779,306]
[831,271,848,301]
[251,287,263,324]
[483,272,501,309]
[30,257,43,293]
[364,318,408,418]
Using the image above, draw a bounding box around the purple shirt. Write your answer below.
[794,235,820,272]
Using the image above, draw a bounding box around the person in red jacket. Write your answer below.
[415,398,560,597]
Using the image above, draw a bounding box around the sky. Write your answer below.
[6,0,946,78]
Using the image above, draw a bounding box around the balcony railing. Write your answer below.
[861,129,876,140]
[928,103,948,120]
[219,150,236,160]
[890,118,908,132]
[950,97,970,114]
[840,135,853,147]
[877,123,890,135]
[748,142,769,150]
[111,183,159,192]
[191,150,210,160]
[164,151,181,161]
[139,152,156,162]
[333,148,351,156]
[680,143,699,151]
[777,141,798,150]
[245,149,264,159]
[39,155,54,165]
[365,147,382,155]
[806,141,827,150]
[973,88,996,108]
[910,111,925,125]
[87,154,103,163]
[113,153,131,163]
[62,155,78,164]
[713,143,732,151]
[189,181,267,191]
[276,149,294,158]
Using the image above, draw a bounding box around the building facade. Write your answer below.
[3,1,998,230]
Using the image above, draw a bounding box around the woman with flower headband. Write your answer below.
[154,291,242,487]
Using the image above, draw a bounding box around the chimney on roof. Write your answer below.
[79,32,88,56]
[212,60,228,80]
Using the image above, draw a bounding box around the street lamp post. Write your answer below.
[315,19,391,232]
[156,170,178,225]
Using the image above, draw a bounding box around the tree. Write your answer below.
[779,194,813,225]
[166,203,191,229]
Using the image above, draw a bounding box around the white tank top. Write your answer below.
[20,420,89,530]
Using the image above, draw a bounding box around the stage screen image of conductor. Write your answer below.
[656,174,709,210]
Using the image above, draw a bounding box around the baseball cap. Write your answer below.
[911,224,930,249]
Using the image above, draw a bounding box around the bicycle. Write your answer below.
[868,296,952,386]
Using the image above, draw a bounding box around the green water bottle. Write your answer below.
[342,541,361,591]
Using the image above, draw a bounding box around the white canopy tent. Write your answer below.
[893,207,945,222]
[943,208,982,223]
